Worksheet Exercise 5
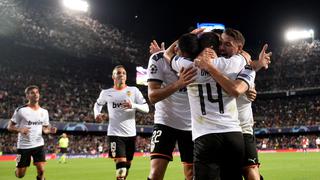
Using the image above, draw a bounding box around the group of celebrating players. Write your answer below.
[8,27,271,180]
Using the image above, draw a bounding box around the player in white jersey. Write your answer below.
[7,85,57,180]
[211,28,271,180]
[147,40,197,180]
[164,32,255,180]
[93,65,149,180]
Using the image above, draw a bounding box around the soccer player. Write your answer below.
[58,133,69,163]
[93,65,149,180]
[147,40,197,180]
[164,31,255,180]
[301,136,309,152]
[7,85,57,180]
[316,137,320,149]
[203,28,271,180]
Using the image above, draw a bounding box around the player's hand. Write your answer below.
[246,88,257,102]
[95,113,108,123]
[194,48,217,71]
[258,44,272,70]
[149,40,165,54]
[240,50,252,63]
[50,126,57,134]
[177,67,197,88]
[19,127,30,135]
[190,28,206,35]
[121,100,132,109]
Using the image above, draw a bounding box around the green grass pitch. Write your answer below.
[1,152,320,179]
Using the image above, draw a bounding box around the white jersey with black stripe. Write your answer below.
[171,54,255,140]
[236,65,256,135]
[96,86,147,137]
[147,51,191,131]
[11,105,49,149]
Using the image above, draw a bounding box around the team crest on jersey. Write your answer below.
[126,91,132,97]
[149,64,158,74]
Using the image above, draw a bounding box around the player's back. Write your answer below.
[147,51,191,131]
[171,54,248,140]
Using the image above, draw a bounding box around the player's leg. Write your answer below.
[148,124,176,180]
[33,146,47,180]
[34,162,46,180]
[220,132,244,180]
[109,136,128,180]
[124,136,136,179]
[114,158,127,180]
[15,148,31,178]
[193,133,223,180]
[177,130,194,180]
[242,133,261,180]
[148,159,170,180]
[61,147,68,163]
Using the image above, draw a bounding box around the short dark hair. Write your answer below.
[198,32,220,52]
[211,29,224,35]
[178,33,200,59]
[24,85,39,94]
[224,28,245,46]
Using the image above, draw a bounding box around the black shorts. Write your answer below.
[193,132,244,180]
[16,146,46,168]
[59,147,68,154]
[243,133,259,167]
[108,136,136,161]
[150,124,193,163]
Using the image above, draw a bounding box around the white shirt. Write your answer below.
[171,55,255,140]
[94,86,147,137]
[147,51,191,131]
[11,105,49,149]
[237,66,256,135]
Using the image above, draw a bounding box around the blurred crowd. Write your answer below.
[2,132,320,154]
[256,134,320,150]
[0,132,151,154]
[0,0,320,140]
[253,95,320,128]
[0,0,148,65]
[1,40,319,128]
[255,40,320,91]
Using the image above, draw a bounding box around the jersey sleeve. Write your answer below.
[170,55,193,73]
[147,52,164,82]
[134,87,147,104]
[96,90,107,106]
[236,65,256,88]
[43,109,50,126]
[11,109,20,124]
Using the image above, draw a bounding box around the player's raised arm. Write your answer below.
[195,48,254,97]
[250,44,272,71]
[163,40,178,62]
[149,40,165,54]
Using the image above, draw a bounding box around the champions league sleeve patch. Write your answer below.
[149,64,158,74]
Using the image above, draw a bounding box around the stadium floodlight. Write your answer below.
[285,29,314,41]
[62,0,89,12]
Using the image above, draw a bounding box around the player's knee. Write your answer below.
[116,162,127,179]
[148,169,164,180]
[15,171,25,178]
[37,168,45,176]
